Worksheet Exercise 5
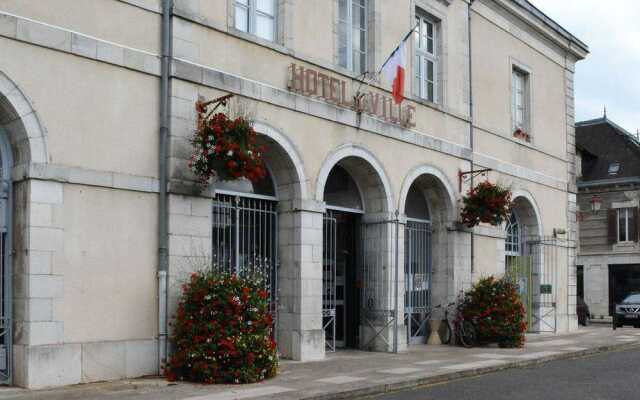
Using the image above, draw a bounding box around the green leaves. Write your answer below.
[165,271,278,384]
[460,182,512,228]
[458,276,527,348]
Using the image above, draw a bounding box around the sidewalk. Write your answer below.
[2,325,639,400]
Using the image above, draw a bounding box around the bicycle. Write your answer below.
[439,301,477,348]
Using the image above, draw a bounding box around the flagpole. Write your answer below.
[377,22,419,76]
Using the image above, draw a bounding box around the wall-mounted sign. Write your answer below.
[540,284,553,294]
[287,63,416,128]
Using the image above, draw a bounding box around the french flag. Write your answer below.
[381,38,408,105]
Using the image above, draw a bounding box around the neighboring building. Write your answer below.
[576,116,640,320]
[0,0,587,388]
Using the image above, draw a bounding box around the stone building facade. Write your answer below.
[576,116,640,320]
[0,0,587,388]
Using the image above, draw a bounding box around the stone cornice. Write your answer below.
[492,0,589,60]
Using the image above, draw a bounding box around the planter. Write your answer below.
[460,181,512,228]
[189,95,267,185]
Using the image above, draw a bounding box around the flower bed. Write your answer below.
[165,271,278,384]
[457,276,527,348]
[460,181,512,228]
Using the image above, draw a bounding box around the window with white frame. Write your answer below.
[617,207,636,242]
[234,0,277,42]
[505,212,521,256]
[512,67,530,132]
[338,0,367,74]
[414,12,438,103]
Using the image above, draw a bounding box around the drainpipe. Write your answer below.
[158,0,173,373]
[468,0,475,277]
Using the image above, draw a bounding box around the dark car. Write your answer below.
[577,297,590,326]
[613,293,640,329]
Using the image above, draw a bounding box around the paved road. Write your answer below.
[371,348,640,400]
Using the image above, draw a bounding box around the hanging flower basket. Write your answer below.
[460,181,512,228]
[189,95,267,185]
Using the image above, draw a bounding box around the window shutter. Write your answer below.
[607,208,617,244]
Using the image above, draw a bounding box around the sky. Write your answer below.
[529,0,640,134]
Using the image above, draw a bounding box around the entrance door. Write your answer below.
[405,219,431,344]
[323,210,360,350]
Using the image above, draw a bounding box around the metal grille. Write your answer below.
[0,229,8,381]
[0,178,10,383]
[360,220,398,352]
[322,213,337,351]
[404,219,432,344]
[211,194,279,318]
[527,236,559,333]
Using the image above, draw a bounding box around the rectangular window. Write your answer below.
[414,12,438,103]
[512,67,529,132]
[234,0,276,42]
[617,208,636,243]
[338,0,367,74]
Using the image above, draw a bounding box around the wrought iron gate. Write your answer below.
[0,178,10,383]
[404,219,432,344]
[528,236,559,333]
[360,220,397,352]
[322,212,337,351]
[211,194,279,319]
[505,255,533,331]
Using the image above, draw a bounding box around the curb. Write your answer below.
[298,341,640,400]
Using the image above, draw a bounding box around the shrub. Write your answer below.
[165,271,278,384]
[458,276,527,348]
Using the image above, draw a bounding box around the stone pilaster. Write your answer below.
[277,200,324,361]
[565,59,578,331]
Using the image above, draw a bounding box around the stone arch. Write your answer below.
[214,120,310,205]
[0,70,48,167]
[315,144,393,214]
[398,165,457,222]
[510,189,543,238]
[399,165,458,329]
[253,121,309,203]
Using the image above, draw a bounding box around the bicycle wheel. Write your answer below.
[440,320,452,344]
[458,320,476,348]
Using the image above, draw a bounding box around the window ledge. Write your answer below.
[227,27,292,55]
[226,27,363,82]
[613,242,639,252]
[406,94,445,112]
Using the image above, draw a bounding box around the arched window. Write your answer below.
[505,211,521,256]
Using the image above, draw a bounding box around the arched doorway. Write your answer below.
[209,126,308,347]
[404,182,431,344]
[505,195,542,332]
[0,71,39,385]
[323,165,363,350]
[319,150,394,352]
[400,170,455,345]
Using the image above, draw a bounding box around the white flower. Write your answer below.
[227,150,233,157]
